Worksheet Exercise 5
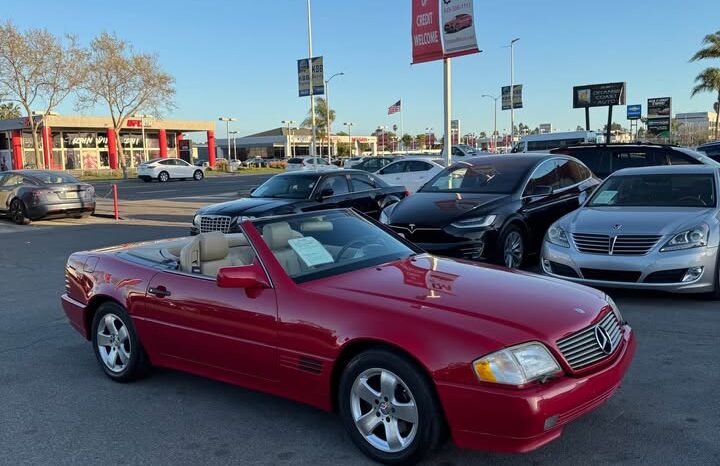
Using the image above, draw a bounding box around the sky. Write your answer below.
[6,0,720,141]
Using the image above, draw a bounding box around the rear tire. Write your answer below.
[9,199,30,225]
[193,170,204,181]
[158,171,170,183]
[91,302,151,382]
[338,349,445,466]
[141,177,151,183]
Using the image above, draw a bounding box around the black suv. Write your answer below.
[697,141,720,162]
[550,143,717,178]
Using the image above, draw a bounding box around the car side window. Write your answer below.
[611,151,658,171]
[451,147,462,156]
[2,174,23,186]
[379,161,407,175]
[523,160,559,196]
[318,175,350,196]
[350,174,377,192]
[556,160,588,188]
[406,161,432,172]
[176,159,190,166]
[667,151,699,165]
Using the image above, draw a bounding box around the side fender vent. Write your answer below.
[280,354,323,375]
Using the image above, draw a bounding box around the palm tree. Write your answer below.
[691,68,720,139]
[0,102,21,119]
[690,30,720,139]
[301,97,335,139]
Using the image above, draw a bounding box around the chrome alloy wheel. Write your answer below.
[96,313,131,373]
[503,230,524,268]
[350,368,419,453]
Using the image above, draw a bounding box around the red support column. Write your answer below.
[41,126,52,169]
[176,133,183,159]
[158,129,168,158]
[11,130,23,170]
[206,131,216,167]
[107,129,118,170]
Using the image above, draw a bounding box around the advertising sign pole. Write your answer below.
[606,106,613,143]
[444,58,452,165]
[585,108,590,131]
[306,0,316,156]
[510,38,519,147]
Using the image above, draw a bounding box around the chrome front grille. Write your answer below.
[199,215,232,233]
[557,311,623,370]
[572,233,661,255]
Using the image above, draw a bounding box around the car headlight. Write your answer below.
[545,223,570,248]
[192,214,200,227]
[379,203,397,224]
[450,215,496,229]
[660,225,708,252]
[605,294,624,324]
[473,342,561,385]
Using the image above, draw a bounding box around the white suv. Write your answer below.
[137,158,205,182]
[286,157,337,172]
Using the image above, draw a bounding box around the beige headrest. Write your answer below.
[198,231,229,261]
[300,221,333,233]
[263,222,294,249]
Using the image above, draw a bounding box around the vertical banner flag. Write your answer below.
[298,56,324,97]
[441,0,479,57]
[501,85,523,110]
[412,0,443,64]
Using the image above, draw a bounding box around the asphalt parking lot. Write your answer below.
[0,175,718,466]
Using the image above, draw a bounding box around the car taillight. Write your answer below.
[404,189,410,197]
[31,189,53,204]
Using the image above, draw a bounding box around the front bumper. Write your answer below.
[394,227,500,261]
[437,327,636,453]
[542,241,718,293]
[27,200,96,220]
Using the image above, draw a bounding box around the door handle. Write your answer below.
[148,287,171,298]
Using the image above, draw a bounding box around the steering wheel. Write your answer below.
[335,239,382,261]
[678,196,707,207]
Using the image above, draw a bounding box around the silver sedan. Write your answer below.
[541,165,720,298]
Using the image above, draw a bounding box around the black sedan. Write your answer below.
[0,170,95,224]
[380,154,599,268]
[191,169,407,234]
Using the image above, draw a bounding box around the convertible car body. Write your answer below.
[62,209,635,465]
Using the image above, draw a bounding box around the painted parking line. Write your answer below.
[136,189,180,194]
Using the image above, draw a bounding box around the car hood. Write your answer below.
[196,197,297,216]
[308,255,609,346]
[560,206,716,236]
[387,192,511,226]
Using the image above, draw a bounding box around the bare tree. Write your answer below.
[0,22,85,167]
[76,32,175,175]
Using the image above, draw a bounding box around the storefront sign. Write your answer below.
[441,0,479,57]
[647,97,672,137]
[573,82,626,108]
[412,0,443,64]
[297,56,324,97]
[627,104,642,120]
[501,85,523,110]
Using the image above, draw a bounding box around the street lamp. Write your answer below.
[509,38,520,146]
[343,122,354,156]
[218,116,236,160]
[229,130,239,160]
[324,72,344,161]
[132,114,154,162]
[481,94,499,153]
[425,127,433,151]
[281,120,297,158]
[378,125,388,153]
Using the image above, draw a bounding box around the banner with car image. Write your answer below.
[647,97,672,137]
[441,0,479,57]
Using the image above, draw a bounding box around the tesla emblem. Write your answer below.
[574,308,586,314]
[408,224,416,234]
[594,326,613,354]
[611,224,622,231]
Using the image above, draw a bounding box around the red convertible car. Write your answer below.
[444,13,473,34]
[62,209,635,465]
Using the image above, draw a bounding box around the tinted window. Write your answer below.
[422,161,527,194]
[318,175,349,196]
[1,174,24,186]
[667,151,700,165]
[588,174,716,207]
[288,158,304,164]
[251,175,318,199]
[160,159,175,165]
[406,161,432,172]
[524,160,559,195]
[350,173,377,192]
[379,161,406,174]
[611,151,661,171]
[30,172,80,184]
[556,160,588,188]
[568,148,612,178]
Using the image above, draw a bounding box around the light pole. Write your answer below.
[229,131,238,161]
[281,120,297,158]
[218,117,236,159]
[324,72,344,161]
[378,125,387,153]
[306,0,317,157]
[509,38,520,147]
[133,114,154,162]
[343,122,354,156]
[425,127,433,151]
[481,94,499,153]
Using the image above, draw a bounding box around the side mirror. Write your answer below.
[249,187,257,194]
[317,188,334,199]
[531,185,553,196]
[217,265,270,289]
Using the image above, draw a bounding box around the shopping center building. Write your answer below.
[0,114,215,171]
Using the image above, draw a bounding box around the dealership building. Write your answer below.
[0,114,216,171]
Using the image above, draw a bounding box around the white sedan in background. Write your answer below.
[374,157,444,193]
[137,158,205,182]
[286,156,337,172]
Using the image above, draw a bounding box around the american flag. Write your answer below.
[387,100,401,115]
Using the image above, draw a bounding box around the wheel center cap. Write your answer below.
[379,401,391,415]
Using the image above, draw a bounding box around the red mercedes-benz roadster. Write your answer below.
[62,209,635,465]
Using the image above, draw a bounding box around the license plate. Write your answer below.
[64,191,79,199]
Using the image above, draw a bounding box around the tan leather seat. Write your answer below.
[262,222,305,276]
[179,236,201,273]
[198,231,234,277]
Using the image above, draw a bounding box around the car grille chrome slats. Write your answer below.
[199,215,232,233]
[556,312,623,370]
[572,233,661,255]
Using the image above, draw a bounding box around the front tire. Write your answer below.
[9,199,30,225]
[91,302,150,382]
[338,349,445,466]
[193,170,204,181]
[497,225,525,269]
[158,171,170,183]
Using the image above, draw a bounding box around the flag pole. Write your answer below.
[400,99,405,153]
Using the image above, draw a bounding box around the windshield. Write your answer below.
[251,175,318,199]
[252,210,417,283]
[588,174,716,208]
[420,162,525,194]
[675,147,720,166]
[33,172,80,184]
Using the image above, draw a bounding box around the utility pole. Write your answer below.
[510,38,519,149]
[282,120,297,158]
[344,122,354,156]
[218,117,236,159]
[306,0,316,157]
[482,95,499,152]
[324,72,344,162]
[443,58,452,165]
[229,131,238,160]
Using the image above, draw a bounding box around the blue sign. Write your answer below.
[627,104,642,120]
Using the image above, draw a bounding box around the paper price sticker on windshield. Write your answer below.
[288,237,334,267]
[593,190,617,205]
